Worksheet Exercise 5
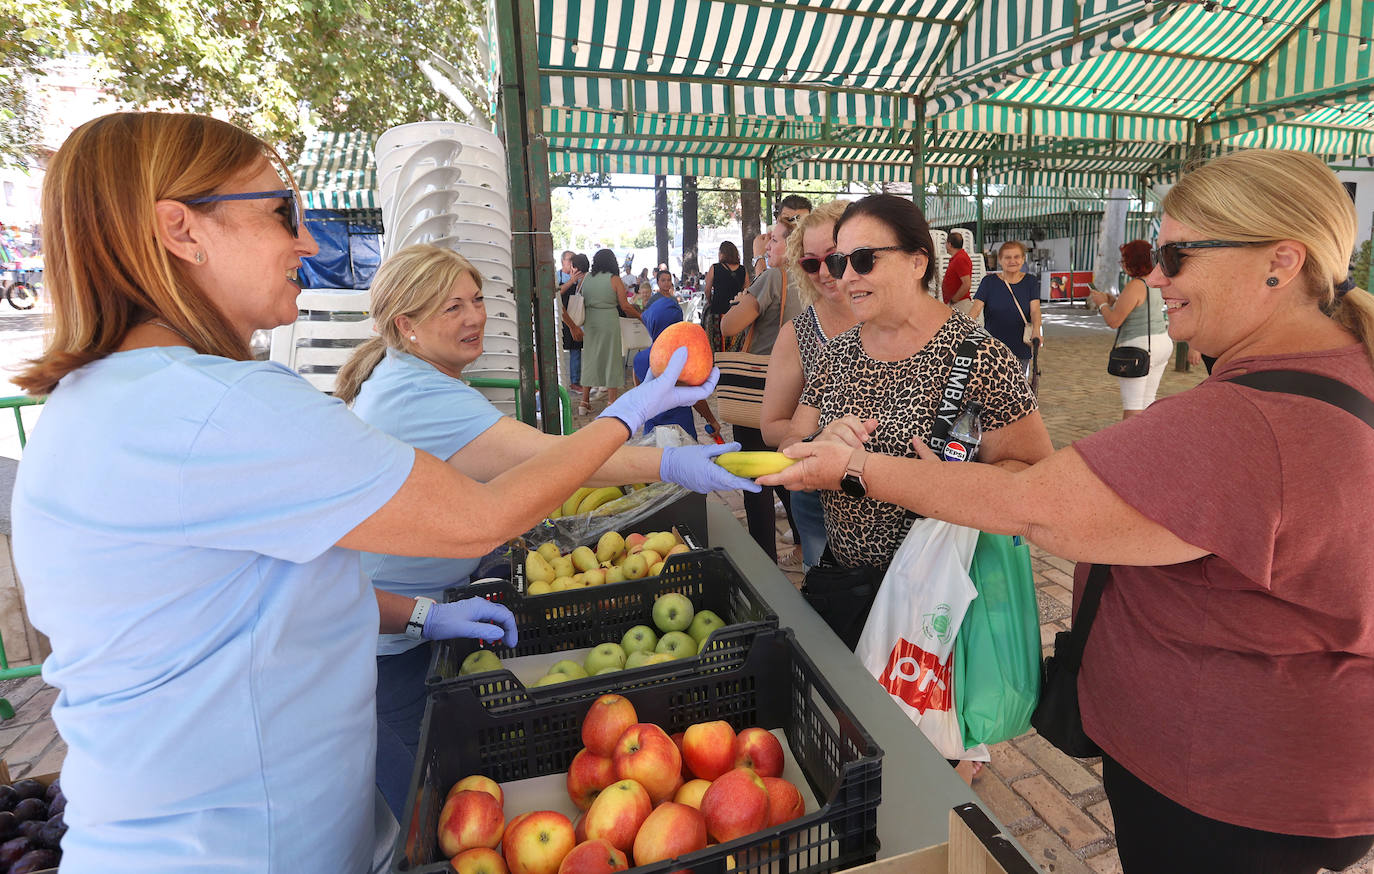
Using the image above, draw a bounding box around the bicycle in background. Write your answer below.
[1,264,41,310]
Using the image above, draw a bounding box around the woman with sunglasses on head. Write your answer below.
[8,112,721,874]
[1089,240,1174,419]
[758,200,856,571]
[762,151,1374,874]
[775,194,1053,646]
[968,240,1043,382]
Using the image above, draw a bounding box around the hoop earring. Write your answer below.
[1265,276,1279,287]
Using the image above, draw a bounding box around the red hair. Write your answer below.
[1120,240,1153,278]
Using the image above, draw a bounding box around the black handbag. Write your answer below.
[801,554,888,651]
[1030,563,1109,758]
[1105,285,1153,378]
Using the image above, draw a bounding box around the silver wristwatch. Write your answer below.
[405,597,437,640]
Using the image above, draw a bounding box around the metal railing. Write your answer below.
[464,377,573,435]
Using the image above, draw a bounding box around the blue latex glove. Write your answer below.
[422,597,519,647]
[598,347,719,436]
[661,441,761,493]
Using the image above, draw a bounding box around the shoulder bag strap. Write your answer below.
[1225,370,1374,429]
[1001,276,1030,327]
[1065,564,1111,670]
[907,328,986,522]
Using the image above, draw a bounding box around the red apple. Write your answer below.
[761,776,805,826]
[583,778,652,855]
[567,748,619,810]
[503,811,576,874]
[448,774,505,807]
[454,846,510,874]
[670,731,690,778]
[632,801,709,865]
[700,767,769,843]
[649,322,714,386]
[733,727,785,778]
[582,695,639,758]
[556,838,630,874]
[573,812,588,844]
[682,721,736,782]
[438,790,507,858]
[612,723,683,804]
[673,779,711,810]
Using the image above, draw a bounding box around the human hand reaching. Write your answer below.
[422,597,518,647]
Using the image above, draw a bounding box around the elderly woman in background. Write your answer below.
[700,240,747,352]
[1090,240,1173,418]
[10,112,718,873]
[759,199,857,570]
[578,248,641,415]
[334,245,753,817]
[777,194,1053,646]
[969,240,1042,380]
[763,150,1374,874]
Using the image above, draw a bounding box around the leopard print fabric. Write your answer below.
[800,310,1037,567]
[793,305,829,382]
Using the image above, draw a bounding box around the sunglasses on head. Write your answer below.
[823,246,906,277]
[1151,240,1269,277]
[181,189,302,237]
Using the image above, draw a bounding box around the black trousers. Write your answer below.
[732,425,798,563]
[1104,756,1374,874]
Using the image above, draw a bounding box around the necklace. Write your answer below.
[148,319,195,346]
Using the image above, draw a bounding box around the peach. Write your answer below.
[761,776,805,826]
[700,767,769,843]
[583,778,652,855]
[733,727,785,778]
[438,790,506,857]
[682,720,737,782]
[612,723,683,804]
[631,801,709,865]
[566,748,619,811]
[582,694,638,758]
[556,838,630,873]
[649,322,713,386]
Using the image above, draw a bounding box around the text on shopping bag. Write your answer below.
[878,637,953,714]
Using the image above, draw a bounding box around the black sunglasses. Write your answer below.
[799,257,824,274]
[1152,240,1268,277]
[823,246,905,277]
[181,189,301,238]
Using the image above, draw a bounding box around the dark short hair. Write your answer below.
[833,193,937,288]
[948,232,964,249]
[591,249,620,276]
[571,253,589,273]
[718,240,740,265]
[1120,240,1153,278]
[656,268,673,281]
[777,194,812,215]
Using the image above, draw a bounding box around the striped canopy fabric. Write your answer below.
[293,131,379,210]
[533,0,1374,187]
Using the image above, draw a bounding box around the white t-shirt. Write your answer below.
[12,347,414,874]
[350,349,504,655]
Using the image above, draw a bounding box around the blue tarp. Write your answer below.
[300,210,382,290]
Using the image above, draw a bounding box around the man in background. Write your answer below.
[942,232,973,315]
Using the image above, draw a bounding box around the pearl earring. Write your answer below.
[1265,276,1279,287]
[409,335,417,342]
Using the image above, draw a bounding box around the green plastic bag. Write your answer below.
[954,532,1041,748]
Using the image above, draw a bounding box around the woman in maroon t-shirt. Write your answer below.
[759,149,1374,874]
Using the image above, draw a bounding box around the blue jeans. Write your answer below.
[569,349,582,385]
[789,489,828,569]
[375,642,433,820]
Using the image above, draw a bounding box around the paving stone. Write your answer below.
[1086,800,1115,833]
[0,675,47,715]
[989,740,1038,782]
[1040,554,1076,575]
[1019,734,1102,796]
[0,725,25,749]
[27,738,65,778]
[1086,848,1124,874]
[1012,775,1107,850]
[971,768,1034,828]
[1037,589,1070,624]
[1041,566,1076,589]
[1015,827,1095,874]
[1043,584,1074,608]
[3,717,58,767]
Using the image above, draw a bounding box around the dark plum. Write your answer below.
[0,835,33,867]
[15,820,43,840]
[0,810,15,839]
[9,781,45,802]
[0,785,17,812]
[10,848,61,873]
[35,819,64,850]
[10,798,46,823]
[45,793,64,819]
[42,780,60,803]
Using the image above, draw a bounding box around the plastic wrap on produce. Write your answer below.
[517,425,695,553]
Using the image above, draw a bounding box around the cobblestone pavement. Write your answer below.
[2,304,1370,872]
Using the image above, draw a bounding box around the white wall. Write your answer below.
[1335,170,1374,249]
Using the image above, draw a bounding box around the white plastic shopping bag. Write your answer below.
[856,517,988,761]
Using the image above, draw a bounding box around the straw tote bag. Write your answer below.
[714,272,787,430]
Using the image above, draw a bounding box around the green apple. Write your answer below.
[687,609,725,643]
[655,630,696,659]
[549,659,589,680]
[642,653,675,666]
[533,672,571,686]
[652,592,695,633]
[698,635,711,654]
[621,624,658,655]
[584,642,627,674]
[460,649,503,675]
[625,650,656,669]
[593,666,623,675]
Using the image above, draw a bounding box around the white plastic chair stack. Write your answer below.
[375,121,518,415]
[929,229,948,300]
[269,289,375,394]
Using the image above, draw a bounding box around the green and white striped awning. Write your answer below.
[293,131,379,210]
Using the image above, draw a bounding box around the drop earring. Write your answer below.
[1265,276,1279,287]
[409,335,417,342]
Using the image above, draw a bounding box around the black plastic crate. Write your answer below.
[426,546,779,697]
[395,628,883,874]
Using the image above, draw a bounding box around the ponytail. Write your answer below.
[333,337,387,405]
[1329,284,1374,367]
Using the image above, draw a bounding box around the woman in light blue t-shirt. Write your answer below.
[9,112,720,874]
[335,244,758,817]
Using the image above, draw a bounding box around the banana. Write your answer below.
[713,451,797,478]
[549,507,564,519]
[561,487,596,518]
[576,486,626,514]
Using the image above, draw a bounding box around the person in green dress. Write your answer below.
[578,248,642,414]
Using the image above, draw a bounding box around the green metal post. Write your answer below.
[912,103,925,211]
[975,167,986,251]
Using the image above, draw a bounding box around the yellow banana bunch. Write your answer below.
[713,451,797,478]
[561,487,597,518]
[576,486,625,514]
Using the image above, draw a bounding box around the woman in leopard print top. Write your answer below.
[760,200,857,569]
[780,194,1054,570]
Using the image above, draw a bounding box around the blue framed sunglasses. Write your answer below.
[180,189,301,237]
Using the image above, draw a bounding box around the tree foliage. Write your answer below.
[2,0,69,168]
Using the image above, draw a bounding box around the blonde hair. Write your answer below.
[785,200,850,306]
[333,244,486,403]
[1164,149,1374,365]
[15,112,279,395]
